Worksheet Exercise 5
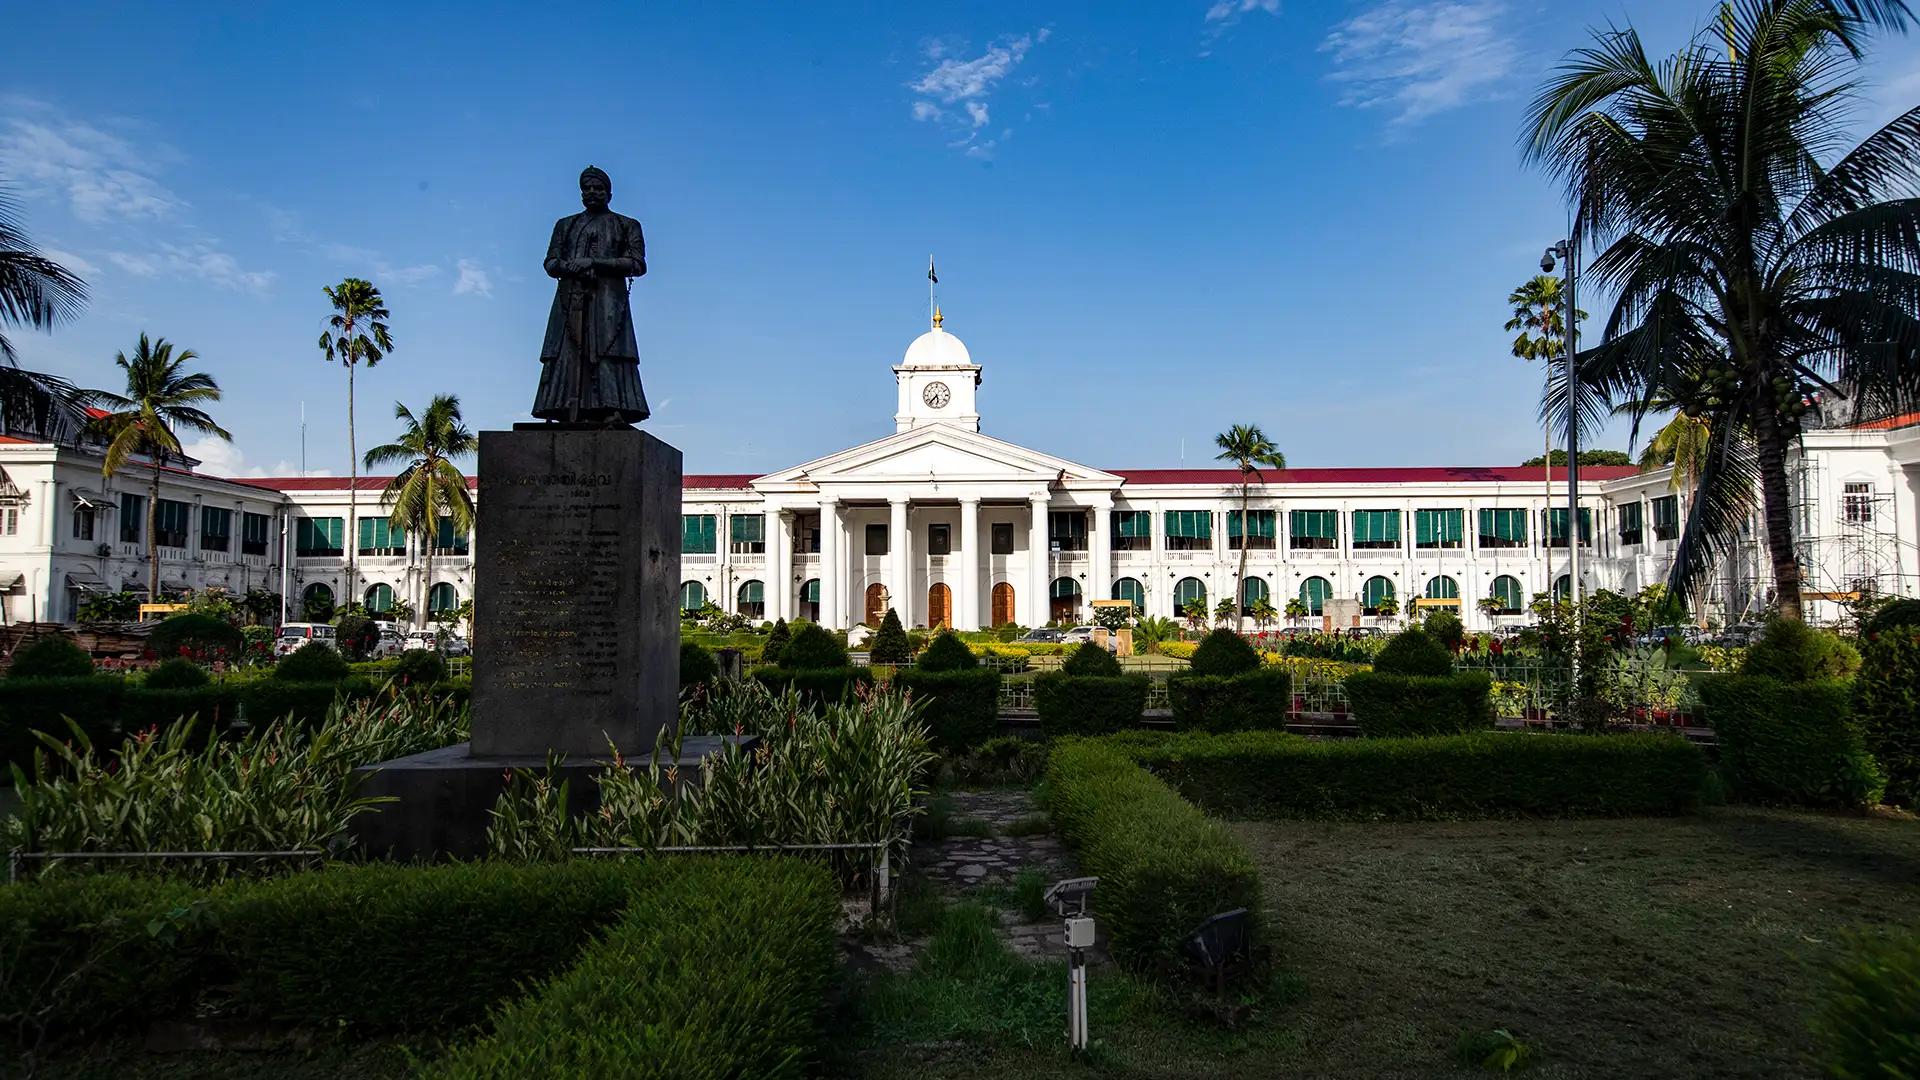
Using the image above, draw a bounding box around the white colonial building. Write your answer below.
[3,313,1917,630]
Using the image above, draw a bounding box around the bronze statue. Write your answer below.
[532,166,651,424]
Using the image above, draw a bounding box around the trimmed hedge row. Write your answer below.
[1166,668,1291,732]
[1345,671,1494,737]
[1044,739,1262,975]
[1113,729,1708,819]
[1700,675,1884,808]
[750,666,875,706]
[895,668,1000,752]
[1034,672,1149,736]
[426,857,840,1079]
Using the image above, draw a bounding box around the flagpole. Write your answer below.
[928,254,938,328]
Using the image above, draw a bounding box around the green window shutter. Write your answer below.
[1361,576,1395,608]
[1416,509,1463,544]
[359,517,376,551]
[1173,577,1206,607]
[1620,502,1643,531]
[1479,508,1526,543]
[730,515,765,543]
[1299,577,1330,614]
[1050,578,1081,599]
[803,579,821,602]
[680,581,707,610]
[327,518,344,549]
[436,517,468,552]
[738,580,764,605]
[1112,578,1145,611]
[1490,575,1522,611]
[682,515,716,554]
[1229,510,1275,538]
[1114,511,1150,538]
[1353,510,1401,544]
[1165,510,1213,539]
[1424,576,1459,599]
[1290,510,1337,540]
[1240,577,1269,604]
[1651,496,1678,529]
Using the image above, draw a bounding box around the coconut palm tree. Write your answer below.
[1506,274,1586,593]
[0,184,90,435]
[318,278,394,606]
[1526,0,1920,621]
[91,335,230,597]
[1213,423,1286,628]
[363,394,476,628]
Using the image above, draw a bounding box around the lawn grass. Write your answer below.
[850,806,1920,1079]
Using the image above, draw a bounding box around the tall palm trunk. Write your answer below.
[346,361,357,606]
[420,530,434,631]
[1235,474,1252,631]
[147,458,161,597]
[1753,405,1804,621]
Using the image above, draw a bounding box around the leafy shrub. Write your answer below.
[142,657,213,690]
[1864,597,1920,639]
[751,666,874,706]
[1855,628,1920,807]
[120,685,240,737]
[762,618,791,666]
[1116,729,1708,819]
[1034,672,1148,736]
[1045,739,1262,975]
[1346,671,1494,736]
[1813,929,1920,1080]
[680,641,718,692]
[1423,609,1466,653]
[243,677,374,727]
[333,612,380,662]
[0,676,123,769]
[1741,616,1860,682]
[1060,641,1121,677]
[779,623,849,670]
[1187,629,1260,676]
[871,607,910,664]
[1700,675,1883,808]
[941,734,1050,787]
[896,667,1000,752]
[389,647,450,688]
[1373,625,1454,677]
[147,612,243,664]
[275,640,350,682]
[6,635,93,679]
[1166,668,1291,732]
[426,858,840,1079]
[916,630,979,672]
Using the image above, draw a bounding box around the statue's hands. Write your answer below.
[564,258,594,277]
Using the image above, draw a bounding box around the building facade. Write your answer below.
[4,317,1917,630]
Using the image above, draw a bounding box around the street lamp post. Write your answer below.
[1543,238,1582,685]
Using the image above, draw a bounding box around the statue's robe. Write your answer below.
[532,209,651,424]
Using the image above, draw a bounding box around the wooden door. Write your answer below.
[928,583,952,629]
[991,582,1016,628]
[864,583,887,627]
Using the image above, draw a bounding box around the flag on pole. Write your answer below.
[927,256,937,284]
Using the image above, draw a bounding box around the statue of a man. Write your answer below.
[532,166,651,425]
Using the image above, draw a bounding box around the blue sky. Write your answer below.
[6,1,1919,476]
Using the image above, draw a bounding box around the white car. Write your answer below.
[405,629,471,657]
[369,625,407,659]
[274,623,337,657]
[1060,625,1098,645]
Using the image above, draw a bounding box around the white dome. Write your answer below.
[902,326,972,369]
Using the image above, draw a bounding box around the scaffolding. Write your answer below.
[1789,454,1919,622]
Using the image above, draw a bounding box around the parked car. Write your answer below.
[275,622,337,657]
[1060,625,1097,645]
[1018,628,1064,644]
[404,628,470,657]
[370,625,407,659]
[1635,626,1684,648]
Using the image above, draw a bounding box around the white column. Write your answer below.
[770,509,791,623]
[1089,498,1112,614]
[889,497,910,625]
[958,497,981,631]
[818,497,840,628]
[1028,493,1050,627]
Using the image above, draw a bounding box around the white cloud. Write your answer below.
[41,246,98,276]
[382,263,441,287]
[107,251,159,276]
[1321,0,1515,127]
[183,436,260,477]
[453,258,493,297]
[267,460,334,478]
[909,31,1047,155]
[965,101,991,128]
[0,104,183,223]
[106,242,274,293]
[1206,0,1280,25]
[912,100,944,122]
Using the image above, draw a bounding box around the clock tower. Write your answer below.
[893,307,982,433]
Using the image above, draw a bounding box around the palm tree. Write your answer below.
[318,278,394,606]
[1214,423,1286,628]
[363,394,476,629]
[91,335,230,597]
[1506,274,1586,593]
[0,184,90,435]
[1526,0,1919,621]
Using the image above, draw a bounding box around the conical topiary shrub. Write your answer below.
[762,618,791,666]
[1188,628,1261,677]
[870,608,910,664]
[916,630,979,672]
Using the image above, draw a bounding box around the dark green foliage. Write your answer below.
[142,657,211,690]
[0,677,123,768]
[1373,625,1454,677]
[118,685,240,737]
[1864,598,1920,639]
[302,590,335,622]
[1188,628,1261,676]
[1045,739,1262,975]
[679,641,718,692]
[147,613,243,664]
[1423,609,1466,652]
[1114,729,1708,819]
[275,641,350,682]
[1855,628,1920,807]
[1813,929,1920,1080]
[1060,641,1121,677]
[1347,672,1494,737]
[896,668,1000,752]
[1034,671,1148,736]
[1741,617,1860,683]
[778,622,849,670]
[426,857,839,1079]
[390,648,449,688]
[871,607,910,664]
[240,678,374,727]
[916,630,979,672]
[6,635,93,679]
[751,666,875,706]
[941,735,1050,787]
[1166,668,1291,732]
[762,618,791,666]
[333,613,379,662]
[1701,675,1883,808]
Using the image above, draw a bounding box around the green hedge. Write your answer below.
[1855,628,1920,808]
[1166,668,1291,732]
[1813,929,1920,1079]
[1116,729,1708,819]
[750,666,875,707]
[1045,739,1262,976]
[896,667,1000,752]
[1034,671,1149,736]
[1345,671,1493,737]
[0,677,126,768]
[426,857,839,1079]
[1701,675,1884,808]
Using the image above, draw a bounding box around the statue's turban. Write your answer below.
[579,165,611,188]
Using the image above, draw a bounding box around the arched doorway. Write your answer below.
[736,580,765,620]
[364,582,394,614]
[1173,577,1206,618]
[679,581,707,613]
[428,582,458,616]
[927,583,952,629]
[799,578,820,623]
[1049,577,1083,623]
[1111,577,1145,614]
[301,582,335,621]
[863,582,887,627]
[1240,577,1270,618]
[1361,576,1395,614]
[991,582,1015,628]
[1489,575,1523,614]
[1299,576,1331,617]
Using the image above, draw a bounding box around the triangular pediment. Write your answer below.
[753,427,1119,492]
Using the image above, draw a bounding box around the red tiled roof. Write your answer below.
[1855,411,1920,432]
[1112,465,1642,486]
[684,474,757,489]
[0,434,39,445]
[235,473,761,492]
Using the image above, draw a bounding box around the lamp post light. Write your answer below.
[1542,238,1583,688]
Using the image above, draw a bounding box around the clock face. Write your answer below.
[922,381,952,408]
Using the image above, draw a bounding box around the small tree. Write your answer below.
[1093,604,1131,632]
[1284,596,1308,626]
[1213,598,1236,626]
[763,618,791,666]
[1249,596,1278,632]
[1372,592,1400,625]
[1179,597,1209,635]
[870,607,910,664]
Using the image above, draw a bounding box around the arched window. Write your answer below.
[1299,576,1331,616]
[364,582,394,613]
[1489,575,1523,614]
[736,579,764,620]
[1554,574,1572,601]
[1173,577,1207,613]
[800,578,820,623]
[1424,575,1459,600]
[991,582,1016,628]
[301,582,335,621]
[863,583,887,627]
[1240,576,1270,616]
[1050,577,1084,623]
[1111,577,1145,614]
[927,583,952,629]
[1361,575,1395,614]
[680,581,707,613]
[428,582,458,615]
